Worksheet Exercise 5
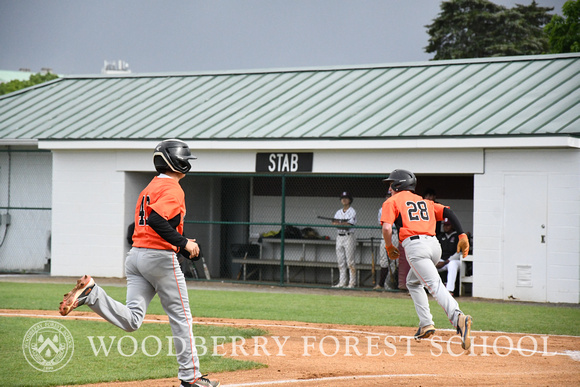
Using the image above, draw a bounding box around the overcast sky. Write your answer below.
[0,0,567,75]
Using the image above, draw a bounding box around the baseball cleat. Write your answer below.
[457,313,472,350]
[180,374,220,387]
[414,324,436,340]
[59,275,95,316]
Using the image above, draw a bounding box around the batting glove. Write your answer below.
[386,244,400,260]
[457,233,470,258]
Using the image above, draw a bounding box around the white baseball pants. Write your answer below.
[402,235,463,329]
[438,258,461,292]
[336,233,356,286]
[85,247,201,382]
[379,238,389,268]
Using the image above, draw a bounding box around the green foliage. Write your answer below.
[425,0,554,59]
[545,0,580,53]
[0,72,59,96]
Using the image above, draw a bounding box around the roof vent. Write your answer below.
[101,60,131,75]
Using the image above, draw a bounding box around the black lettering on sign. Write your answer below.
[255,153,313,172]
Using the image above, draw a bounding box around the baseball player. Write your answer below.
[376,202,399,290]
[436,218,462,295]
[380,169,472,350]
[59,139,220,387]
[332,192,357,288]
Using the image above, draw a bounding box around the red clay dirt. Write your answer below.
[4,309,580,386]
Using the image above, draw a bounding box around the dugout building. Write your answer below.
[0,53,578,303]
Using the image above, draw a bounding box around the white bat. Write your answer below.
[202,256,211,280]
[198,245,211,280]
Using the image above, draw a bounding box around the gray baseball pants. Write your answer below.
[402,235,462,329]
[85,247,201,382]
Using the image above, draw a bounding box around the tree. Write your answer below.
[545,0,580,53]
[0,72,59,96]
[425,0,554,60]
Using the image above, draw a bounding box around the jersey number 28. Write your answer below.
[406,200,429,221]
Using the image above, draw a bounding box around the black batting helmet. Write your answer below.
[383,169,417,192]
[153,139,197,174]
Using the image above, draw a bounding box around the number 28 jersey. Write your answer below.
[380,190,446,242]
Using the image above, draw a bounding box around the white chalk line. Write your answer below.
[221,373,436,387]
[2,311,579,360]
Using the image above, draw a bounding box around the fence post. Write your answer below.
[279,174,286,286]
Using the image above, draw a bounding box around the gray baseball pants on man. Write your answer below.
[84,247,201,382]
[401,235,463,329]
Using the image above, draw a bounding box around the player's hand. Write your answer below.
[185,239,199,259]
[386,244,399,260]
[457,233,470,258]
[436,259,448,269]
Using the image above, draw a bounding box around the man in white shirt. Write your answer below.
[332,192,357,288]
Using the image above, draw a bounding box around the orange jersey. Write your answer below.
[132,176,186,251]
[381,190,446,242]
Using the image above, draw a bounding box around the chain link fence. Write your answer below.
[0,150,52,273]
[177,172,472,288]
[179,173,391,288]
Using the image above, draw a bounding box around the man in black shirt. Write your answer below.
[436,219,462,296]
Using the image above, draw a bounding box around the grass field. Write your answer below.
[1,316,265,386]
[1,282,579,335]
[1,281,579,386]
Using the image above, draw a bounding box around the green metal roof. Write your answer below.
[0,54,578,141]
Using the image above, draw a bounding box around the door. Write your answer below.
[502,174,548,302]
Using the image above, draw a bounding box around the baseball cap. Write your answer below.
[443,218,452,225]
[340,191,353,202]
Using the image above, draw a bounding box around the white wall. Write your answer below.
[0,151,52,271]
[51,151,126,277]
[312,149,484,174]
[473,149,580,303]
[116,147,485,175]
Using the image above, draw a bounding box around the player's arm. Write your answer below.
[442,208,464,234]
[436,258,449,269]
[332,213,354,226]
[348,210,357,226]
[382,222,393,245]
[332,214,354,225]
[382,222,400,259]
[147,210,199,257]
[380,200,400,259]
[442,207,470,257]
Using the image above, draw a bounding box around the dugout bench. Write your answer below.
[459,255,473,296]
[232,238,375,285]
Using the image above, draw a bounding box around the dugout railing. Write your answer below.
[182,172,389,287]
